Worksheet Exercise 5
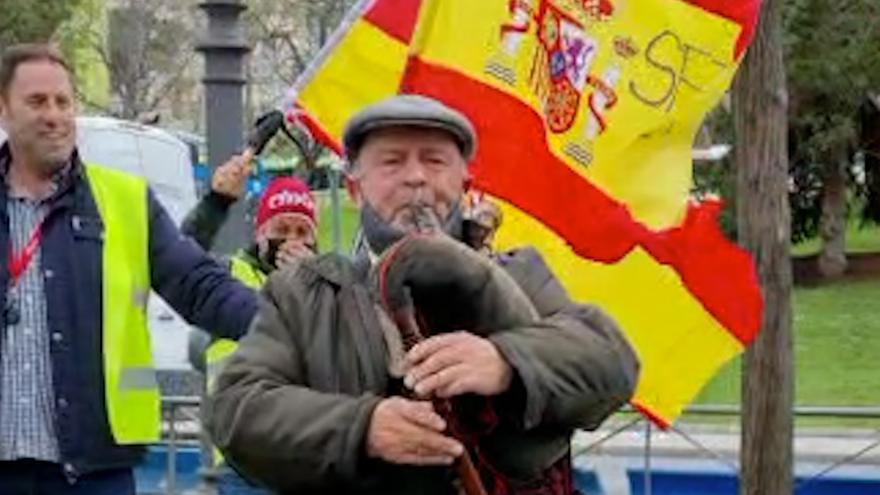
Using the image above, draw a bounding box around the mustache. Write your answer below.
[393,203,444,233]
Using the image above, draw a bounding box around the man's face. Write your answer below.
[348,126,469,233]
[0,60,76,174]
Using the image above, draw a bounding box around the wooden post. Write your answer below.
[732,0,794,493]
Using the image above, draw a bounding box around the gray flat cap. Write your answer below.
[343,94,477,163]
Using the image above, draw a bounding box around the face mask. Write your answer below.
[360,200,464,255]
[260,237,318,270]
[261,237,286,269]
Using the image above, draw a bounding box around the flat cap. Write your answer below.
[342,94,477,163]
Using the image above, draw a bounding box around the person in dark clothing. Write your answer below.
[182,153,320,375]
[0,43,258,494]
[182,154,318,495]
[206,95,639,494]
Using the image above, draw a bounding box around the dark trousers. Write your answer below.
[0,460,134,495]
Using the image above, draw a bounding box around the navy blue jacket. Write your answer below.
[0,145,258,476]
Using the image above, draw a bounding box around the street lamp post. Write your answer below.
[197,0,251,253]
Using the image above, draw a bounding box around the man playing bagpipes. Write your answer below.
[205,95,640,495]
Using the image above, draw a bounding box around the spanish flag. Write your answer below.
[284,0,423,151]
[287,0,763,427]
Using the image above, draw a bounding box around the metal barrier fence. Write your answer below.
[574,404,880,495]
[161,396,202,495]
[158,398,880,495]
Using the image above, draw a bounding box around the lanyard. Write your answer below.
[8,220,44,288]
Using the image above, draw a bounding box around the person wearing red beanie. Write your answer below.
[180,152,319,495]
[181,151,319,273]
[253,176,318,269]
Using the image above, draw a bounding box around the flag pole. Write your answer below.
[279,0,377,111]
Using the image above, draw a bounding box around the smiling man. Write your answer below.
[0,43,257,494]
[206,95,639,495]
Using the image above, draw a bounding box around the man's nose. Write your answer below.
[401,157,428,187]
[42,101,67,126]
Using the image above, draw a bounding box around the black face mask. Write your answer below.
[360,200,465,255]
[260,237,317,270]
[261,237,287,270]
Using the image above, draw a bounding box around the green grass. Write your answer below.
[695,277,880,410]
[792,224,880,256]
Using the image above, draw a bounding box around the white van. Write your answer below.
[1,117,200,370]
[75,117,198,224]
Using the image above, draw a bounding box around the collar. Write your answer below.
[0,142,81,202]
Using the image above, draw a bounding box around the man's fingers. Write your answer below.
[212,153,253,197]
[393,400,463,458]
[433,374,476,399]
[215,168,234,183]
[399,455,456,466]
[368,397,465,467]
[398,400,446,432]
[410,429,464,459]
[232,161,250,179]
[404,347,462,390]
[220,155,244,172]
[411,364,470,399]
[236,154,254,177]
[406,332,469,367]
[222,152,253,177]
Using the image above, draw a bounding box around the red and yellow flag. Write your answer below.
[286,0,763,426]
[285,0,423,151]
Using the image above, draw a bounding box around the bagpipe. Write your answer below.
[371,204,560,495]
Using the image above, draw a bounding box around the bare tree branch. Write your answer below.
[250,12,309,75]
[145,52,198,112]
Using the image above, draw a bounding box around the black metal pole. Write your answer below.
[197,0,251,254]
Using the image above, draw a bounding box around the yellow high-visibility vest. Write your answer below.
[204,254,265,466]
[204,254,266,390]
[85,163,157,444]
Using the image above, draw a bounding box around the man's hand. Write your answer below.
[366,397,464,466]
[274,240,315,268]
[404,332,513,399]
[211,150,254,199]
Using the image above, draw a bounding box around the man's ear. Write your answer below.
[345,173,363,208]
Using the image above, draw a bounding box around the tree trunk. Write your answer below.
[818,154,848,278]
[732,0,794,492]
